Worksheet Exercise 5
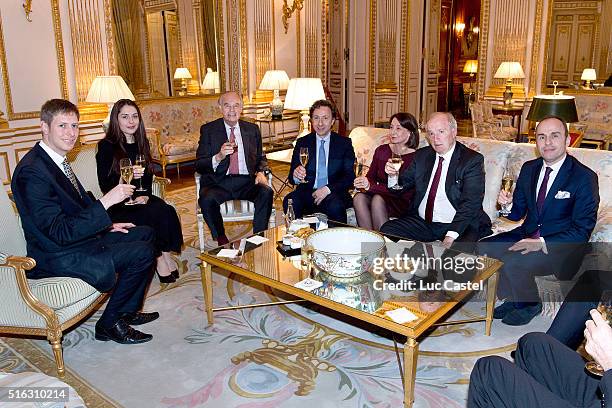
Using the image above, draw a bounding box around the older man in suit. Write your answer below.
[11,99,157,344]
[283,99,355,224]
[380,112,492,250]
[196,91,274,246]
[481,116,600,326]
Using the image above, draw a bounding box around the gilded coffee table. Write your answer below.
[198,226,502,407]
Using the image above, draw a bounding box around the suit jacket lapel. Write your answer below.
[531,158,543,213]
[239,120,254,172]
[35,144,84,204]
[541,156,573,216]
[445,143,461,193]
[417,148,436,204]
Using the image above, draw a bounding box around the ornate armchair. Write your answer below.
[470,103,516,141]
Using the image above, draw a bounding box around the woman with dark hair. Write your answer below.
[96,99,183,284]
[353,112,418,230]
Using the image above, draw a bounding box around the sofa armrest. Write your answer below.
[146,127,164,161]
[152,176,171,199]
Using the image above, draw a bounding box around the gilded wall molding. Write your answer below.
[103,0,117,74]
[321,0,329,84]
[528,0,545,95]
[476,0,490,99]
[296,2,301,77]
[375,0,397,90]
[254,0,274,84]
[368,0,376,124]
[399,0,409,111]
[304,0,318,77]
[240,0,249,92]
[226,0,241,90]
[0,0,68,121]
[218,0,227,92]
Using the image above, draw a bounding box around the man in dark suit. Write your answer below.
[380,112,492,250]
[283,99,355,224]
[11,99,158,344]
[468,315,612,408]
[196,91,273,246]
[481,116,600,325]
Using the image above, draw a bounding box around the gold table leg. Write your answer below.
[403,338,419,407]
[485,272,498,336]
[200,260,214,325]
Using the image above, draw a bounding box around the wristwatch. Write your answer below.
[263,169,272,177]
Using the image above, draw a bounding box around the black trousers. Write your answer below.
[379,214,482,253]
[478,228,586,303]
[547,269,611,349]
[468,332,602,408]
[283,187,350,224]
[199,175,274,239]
[96,226,156,328]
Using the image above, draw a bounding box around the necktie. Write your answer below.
[316,140,328,188]
[62,158,82,197]
[425,156,444,223]
[228,126,239,175]
[531,166,552,238]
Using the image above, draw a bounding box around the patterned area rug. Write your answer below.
[1,184,553,408]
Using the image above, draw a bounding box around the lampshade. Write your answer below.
[526,95,578,124]
[494,61,525,79]
[85,75,135,104]
[201,68,220,91]
[173,68,192,80]
[581,68,597,81]
[463,60,478,74]
[259,70,290,91]
[284,78,326,111]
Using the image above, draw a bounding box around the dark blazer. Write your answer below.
[195,118,268,188]
[288,131,356,196]
[398,141,491,237]
[508,155,599,243]
[11,143,113,280]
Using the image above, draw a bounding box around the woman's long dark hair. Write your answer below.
[103,99,153,175]
[389,112,419,149]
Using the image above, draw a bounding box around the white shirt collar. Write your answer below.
[438,141,456,162]
[316,132,331,142]
[543,154,567,173]
[39,141,66,168]
[224,121,239,133]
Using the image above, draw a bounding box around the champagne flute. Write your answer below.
[499,168,515,216]
[299,147,309,184]
[585,290,612,376]
[119,158,137,205]
[389,152,403,190]
[353,160,367,193]
[135,154,146,192]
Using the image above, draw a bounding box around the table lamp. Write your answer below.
[173,68,192,96]
[494,61,525,107]
[85,75,135,128]
[581,69,596,90]
[201,68,220,94]
[259,70,290,120]
[283,78,326,137]
[463,60,478,101]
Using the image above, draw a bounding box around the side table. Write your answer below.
[492,105,524,140]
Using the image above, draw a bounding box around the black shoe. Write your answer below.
[122,311,159,326]
[170,269,179,280]
[493,301,516,319]
[157,270,176,284]
[502,303,542,326]
[95,319,153,344]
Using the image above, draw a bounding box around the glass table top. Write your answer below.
[200,225,502,336]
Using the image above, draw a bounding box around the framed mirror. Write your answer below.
[542,0,612,94]
[111,0,224,99]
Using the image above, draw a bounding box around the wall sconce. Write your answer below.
[455,22,466,36]
[282,0,304,34]
[23,0,33,22]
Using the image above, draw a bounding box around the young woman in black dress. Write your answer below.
[96,99,183,284]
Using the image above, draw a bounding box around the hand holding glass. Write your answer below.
[499,168,515,216]
[389,153,403,190]
[353,161,367,192]
[119,158,137,205]
[135,154,146,192]
[298,147,309,183]
[585,291,612,376]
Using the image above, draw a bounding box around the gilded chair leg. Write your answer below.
[162,163,167,178]
[176,163,180,180]
[50,338,65,378]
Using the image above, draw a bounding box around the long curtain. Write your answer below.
[112,0,146,90]
[202,0,218,71]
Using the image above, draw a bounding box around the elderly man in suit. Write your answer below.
[481,116,600,326]
[380,112,492,250]
[11,99,157,344]
[196,91,274,246]
[283,99,355,224]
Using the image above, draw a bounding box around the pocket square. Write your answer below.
[554,190,571,199]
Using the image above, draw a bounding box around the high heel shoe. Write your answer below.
[170,269,179,280]
[156,270,176,284]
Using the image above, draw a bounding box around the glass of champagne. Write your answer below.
[585,290,612,376]
[389,152,403,190]
[499,168,515,216]
[119,158,137,205]
[299,147,309,184]
[353,160,367,193]
[135,154,146,192]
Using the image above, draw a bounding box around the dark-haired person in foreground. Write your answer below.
[283,99,356,224]
[353,112,418,231]
[480,116,599,326]
[468,310,612,407]
[11,99,157,344]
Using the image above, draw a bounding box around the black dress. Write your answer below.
[96,139,183,253]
